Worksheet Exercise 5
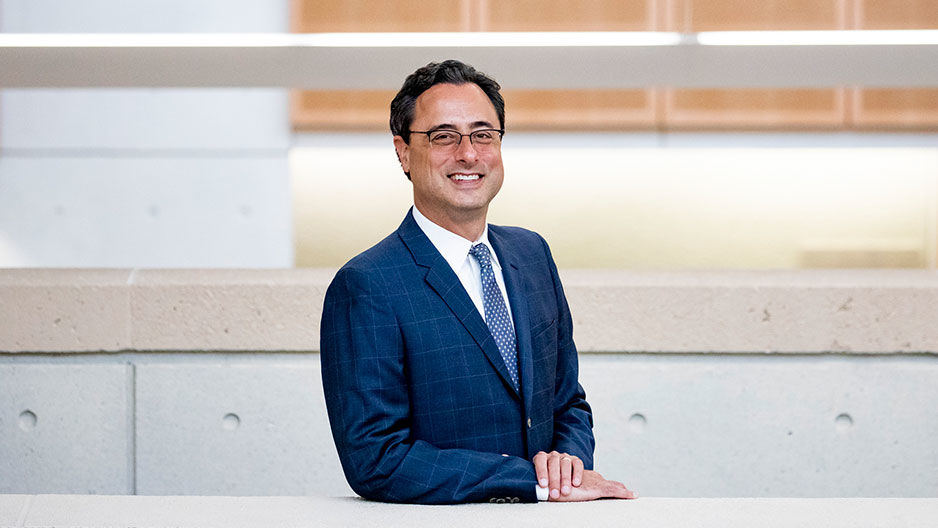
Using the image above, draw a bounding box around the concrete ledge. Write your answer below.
[1,269,936,353]
[131,269,332,351]
[563,270,938,353]
[8,495,938,528]
[0,269,131,352]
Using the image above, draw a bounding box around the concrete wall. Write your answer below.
[0,0,293,268]
[1,269,936,497]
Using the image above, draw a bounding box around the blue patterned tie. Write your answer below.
[469,243,519,390]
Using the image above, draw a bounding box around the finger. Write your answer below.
[560,456,573,495]
[533,451,548,489]
[608,479,637,499]
[548,452,561,499]
[572,457,584,487]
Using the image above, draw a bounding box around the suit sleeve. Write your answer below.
[540,236,596,469]
[320,266,539,504]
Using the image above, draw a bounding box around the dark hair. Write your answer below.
[390,60,505,143]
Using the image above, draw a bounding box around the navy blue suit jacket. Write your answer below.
[320,209,594,504]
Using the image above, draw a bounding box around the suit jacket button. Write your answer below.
[527,418,532,428]
[489,498,498,504]
[496,498,506,504]
[511,497,520,503]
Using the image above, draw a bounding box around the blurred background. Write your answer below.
[1,0,936,270]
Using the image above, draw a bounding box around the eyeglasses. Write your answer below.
[409,128,504,149]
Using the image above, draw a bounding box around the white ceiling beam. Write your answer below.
[1,32,937,88]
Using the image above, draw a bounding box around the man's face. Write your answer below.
[393,83,504,231]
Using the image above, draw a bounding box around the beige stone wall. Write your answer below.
[1,269,936,353]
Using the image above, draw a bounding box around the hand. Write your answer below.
[549,469,636,502]
[532,450,584,499]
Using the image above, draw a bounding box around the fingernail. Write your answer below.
[562,485,571,494]
[573,478,581,486]
[539,478,548,487]
[550,489,559,499]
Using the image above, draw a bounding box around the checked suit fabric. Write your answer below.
[470,243,520,390]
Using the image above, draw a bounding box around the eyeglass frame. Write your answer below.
[408,128,505,149]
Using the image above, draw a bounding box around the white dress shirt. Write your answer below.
[411,205,513,323]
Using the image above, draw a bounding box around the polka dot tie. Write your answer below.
[469,243,519,390]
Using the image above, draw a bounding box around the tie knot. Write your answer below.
[469,243,492,267]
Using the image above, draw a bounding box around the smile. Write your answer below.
[449,173,481,181]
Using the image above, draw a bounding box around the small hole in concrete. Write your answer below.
[18,410,37,431]
[628,413,646,433]
[835,413,853,432]
[222,413,241,431]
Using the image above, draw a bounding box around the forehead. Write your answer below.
[412,83,498,128]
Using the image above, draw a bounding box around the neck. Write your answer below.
[414,204,487,242]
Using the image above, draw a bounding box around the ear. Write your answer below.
[392,135,410,175]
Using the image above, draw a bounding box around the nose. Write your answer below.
[454,135,479,163]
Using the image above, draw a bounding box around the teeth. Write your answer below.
[451,174,480,181]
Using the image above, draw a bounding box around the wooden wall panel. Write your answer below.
[291,1,662,130]
[290,0,935,132]
[671,0,848,30]
[663,89,846,129]
[664,0,847,130]
[849,0,938,130]
[482,0,662,31]
[294,89,660,131]
[290,0,469,130]
[849,89,938,130]
[292,0,471,32]
[481,0,660,128]
[505,90,657,130]
[292,90,392,130]
[851,0,938,29]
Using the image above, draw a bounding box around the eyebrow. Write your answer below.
[428,120,496,132]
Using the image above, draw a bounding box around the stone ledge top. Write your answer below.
[1,268,936,353]
[131,268,337,286]
[5,268,935,287]
[0,268,132,286]
[559,269,938,288]
[4,495,937,528]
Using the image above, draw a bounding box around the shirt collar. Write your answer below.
[411,205,502,272]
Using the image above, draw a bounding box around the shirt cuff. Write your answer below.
[535,485,549,501]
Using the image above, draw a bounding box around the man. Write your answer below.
[320,60,635,504]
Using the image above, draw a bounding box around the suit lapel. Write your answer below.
[398,210,521,398]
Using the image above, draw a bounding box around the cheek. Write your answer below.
[426,150,452,171]
[484,151,504,172]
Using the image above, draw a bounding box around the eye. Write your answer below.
[473,130,495,141]
[430,130,458,144]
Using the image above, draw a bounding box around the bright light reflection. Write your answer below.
[2,30,937,48]
[697,30,938,46]
[0,32,683,48]
[3,30,937,48]
[304,32,685,47]
[292,142,938,269]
